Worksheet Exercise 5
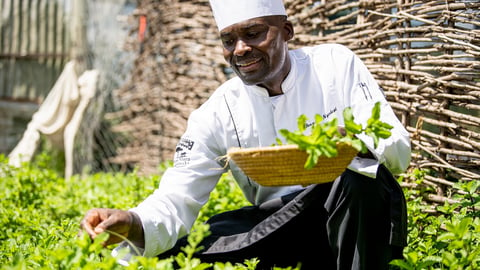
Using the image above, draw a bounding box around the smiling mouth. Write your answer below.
[236,58,261,67]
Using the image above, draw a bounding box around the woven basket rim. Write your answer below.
[227,144,302,155]
[226,143,358,186]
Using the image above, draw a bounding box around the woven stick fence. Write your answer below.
[106,0,479,204]
[285,0,480,202]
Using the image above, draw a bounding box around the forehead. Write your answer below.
[220,16,273,35]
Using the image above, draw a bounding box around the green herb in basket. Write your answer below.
[277,102,393,169]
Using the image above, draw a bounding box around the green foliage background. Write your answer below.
[0,154,478,269]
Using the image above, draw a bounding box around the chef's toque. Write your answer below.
[209,0,287,31]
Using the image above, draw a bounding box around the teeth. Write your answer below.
[237,59,259,67]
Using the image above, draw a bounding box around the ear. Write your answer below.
[283,20,294,41]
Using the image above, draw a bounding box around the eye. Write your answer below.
[222,38,234,47]
[221,34,236,48]
[246,31,259,39]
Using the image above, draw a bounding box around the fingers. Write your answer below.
[79,208,133,246]
[80,208,104,238]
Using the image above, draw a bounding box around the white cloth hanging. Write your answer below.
[8,60,98,178]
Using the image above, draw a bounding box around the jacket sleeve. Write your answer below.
[339,46,411,175]
[128,100,228,257]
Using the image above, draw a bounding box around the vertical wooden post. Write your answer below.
[70,0,88,75]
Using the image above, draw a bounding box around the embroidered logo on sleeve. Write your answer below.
[174,137,195,167]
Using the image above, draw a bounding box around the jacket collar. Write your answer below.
[245,52,297,97]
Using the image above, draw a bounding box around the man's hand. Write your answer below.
[80,208,145,248]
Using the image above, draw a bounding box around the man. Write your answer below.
[81,0,411,269]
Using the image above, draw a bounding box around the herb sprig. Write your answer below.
[277,101,393,169]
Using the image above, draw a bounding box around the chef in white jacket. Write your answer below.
[81,0,411,269]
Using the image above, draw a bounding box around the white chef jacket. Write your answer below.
[121,43,411,258]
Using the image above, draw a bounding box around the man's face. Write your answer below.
[220,16,293,87]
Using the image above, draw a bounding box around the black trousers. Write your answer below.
[158,165,407,270]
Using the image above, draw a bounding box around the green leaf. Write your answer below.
[297,114,308,132]
[376,129,392,139]
[350,139,366,153]
[277,103,395,170]
[343,107,362,134]
[314,114,323,125]
[371,101,381,120]
[304,153,317,170]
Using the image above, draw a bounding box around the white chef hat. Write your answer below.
[209,0,287,31]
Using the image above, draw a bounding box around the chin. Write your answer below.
[239,78,257,85]
[237,73,267,86]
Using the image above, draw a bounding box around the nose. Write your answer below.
[233,40,251,56]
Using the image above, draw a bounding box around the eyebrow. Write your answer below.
[242,23,264,29]
[220,32,231,38]
[220,23,265,37]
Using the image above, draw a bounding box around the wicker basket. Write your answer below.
[227,143,358,186]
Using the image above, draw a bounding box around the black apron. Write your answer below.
[158,165,407,270]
